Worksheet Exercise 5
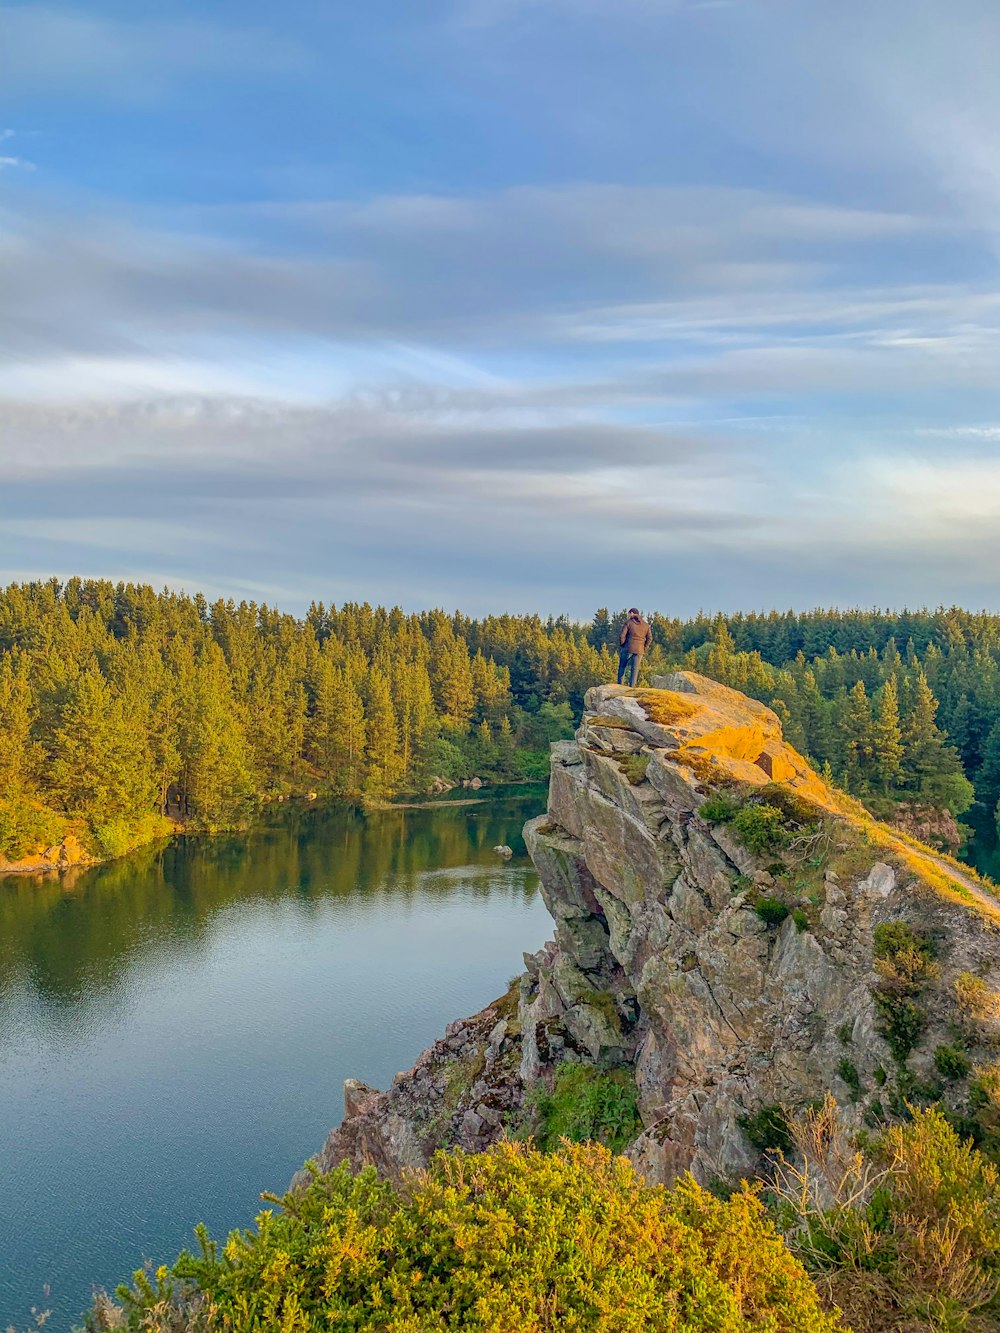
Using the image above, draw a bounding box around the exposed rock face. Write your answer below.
[891,801,965,853]
[0,833,95,877]
[302,672,1000,1189]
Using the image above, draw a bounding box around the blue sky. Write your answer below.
[4,0,1000,617]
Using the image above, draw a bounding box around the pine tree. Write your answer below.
[843,680,874,791]
[363,666,403,796]
[588,608,612,650]
[49,669,156,822]
[308,661,366,794]
[871,677,904,793]
[900,671,949,790]
[496,714,517,777]
[179,646,255,826]
[0,662,34,792]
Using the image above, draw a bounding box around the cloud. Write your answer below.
[0,7,309,100]
[0,181,958,396]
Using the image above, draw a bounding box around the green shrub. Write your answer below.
[874,992,927,1063]
[954,970,998,1022]
[934,1043,972,1080]
[871,921,938,1064]
[755,896,790,926]
[531,1063,641,1153]
[90,813,174,860]
[0,796,66,860]
[732,802,787,855]
[513,749,551,781]
[792,907,811,933]
[92,1141,841,1333]
[739,1103,793,1155]
[700,794,739,823]
[757,784,821,827]
[837,1058,861,1098]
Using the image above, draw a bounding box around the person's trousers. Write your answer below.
[618,651,642,686]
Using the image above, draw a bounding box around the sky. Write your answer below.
[4,0,1000,618]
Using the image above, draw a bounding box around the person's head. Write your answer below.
[628,607,640,618]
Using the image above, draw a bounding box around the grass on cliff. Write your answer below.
[88,1140,841,1333]
[525,1062,642,1153]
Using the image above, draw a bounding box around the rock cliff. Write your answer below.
[302,672,1000,1189]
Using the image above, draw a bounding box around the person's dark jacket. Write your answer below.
[620,616,653,655]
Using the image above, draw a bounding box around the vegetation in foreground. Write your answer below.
[85,1139,839,1333]
[84,1100,1000,1333]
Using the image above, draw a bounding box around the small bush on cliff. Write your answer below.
[739,1103,793,1155]
[871,921,939,1063]
[700,794,739,823]
[732,802,787,855]
[618,752,650,785]
[934,1044,972,1081]
[530,1062,641,1152]
[754,896,790,926]
[94,1141,841,1333]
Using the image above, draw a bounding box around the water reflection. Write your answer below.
[0,790,549,1331]
[0,795,542,1012]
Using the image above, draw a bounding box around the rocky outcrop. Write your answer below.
[0,833,96,877]
[891,801,965,853]
[303,672,1000,1189]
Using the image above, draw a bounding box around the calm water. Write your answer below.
[0,792,549,1331]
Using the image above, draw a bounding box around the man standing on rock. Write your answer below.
[617,608,652,686]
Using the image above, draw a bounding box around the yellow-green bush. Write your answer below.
[775,1102,1000,1333]
[89,812,175,860]
[96,1141,841,1332]
[0,795,66,860]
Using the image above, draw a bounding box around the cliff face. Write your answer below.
[303,672,1000,1189]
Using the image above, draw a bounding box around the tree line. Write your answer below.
[0,580,614,858]
[2,580,999,861]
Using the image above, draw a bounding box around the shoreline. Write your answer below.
[0,785,547,880]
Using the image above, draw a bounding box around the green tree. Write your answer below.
[871,676,904,792]
[842,680,874,791]
[49,670,156,823]
[179,646,255,827]
[0,661,34,792]
[308,661,366,795]
[363,666,403,796]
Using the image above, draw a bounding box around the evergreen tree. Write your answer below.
[179,646,255,826]
[900,671,955,795]
[49,670,156,822]
[308,661,366,794]
[843,680,874,791]
[363,667,403,796]
[871,677,904,793]
[0,662,34,793]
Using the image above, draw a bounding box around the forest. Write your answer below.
[0,579,997,862]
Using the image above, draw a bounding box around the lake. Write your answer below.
[0,791,550,1331]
